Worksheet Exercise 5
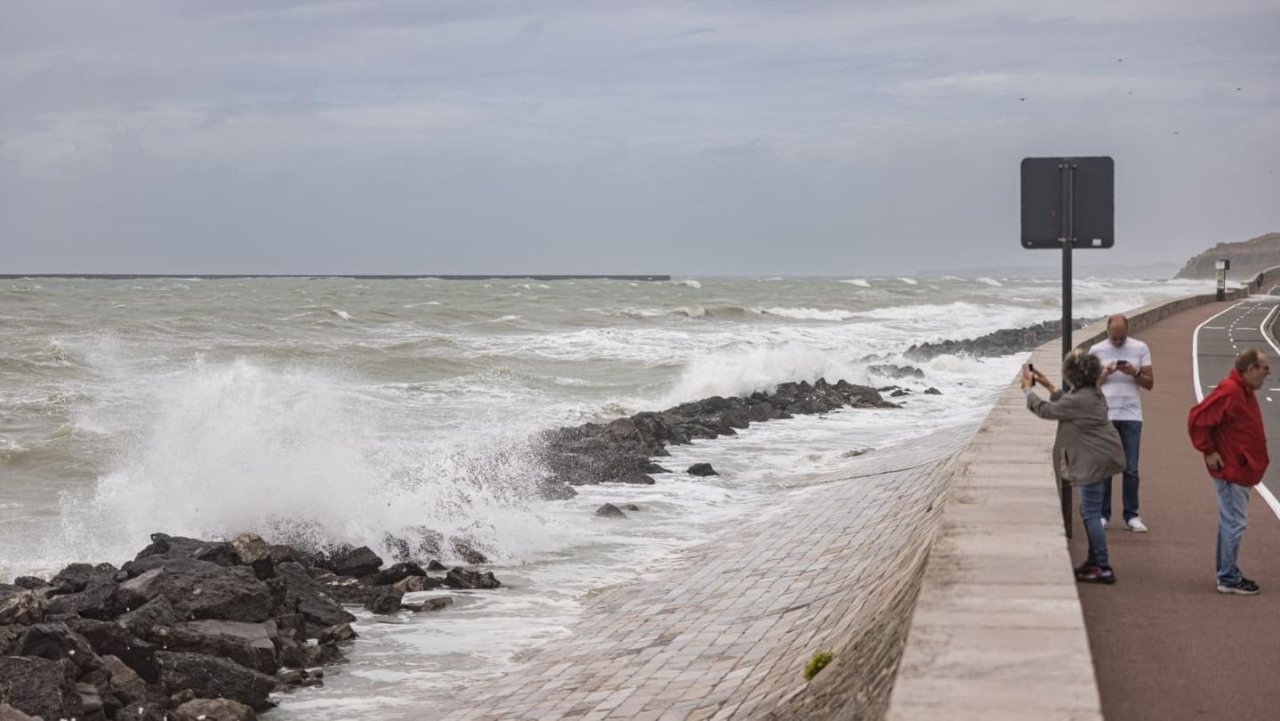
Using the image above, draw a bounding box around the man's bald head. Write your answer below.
[1107,314,1130,347]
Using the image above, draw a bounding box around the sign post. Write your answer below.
[1021,156,1115,359]
[1215,259,1230,302]
[1021,156,1115,538]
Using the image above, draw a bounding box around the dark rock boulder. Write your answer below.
[315,545,383,578]
[611,471,655,485]
[373,562,427,586]
[401,597,453,613]
[112,560,274,623]
[135,533,238,567]
[925,387,942,395]
[595,503,627,519]
[444,568,501,590]
[114,702,170,721]
[156,651,277,711]
[174,697,258,721]
[117,596,180,638]
[148,620,280,675]
[363,586,405,615]
[99,654,154,706]
[44,574,119,620]
[0,656,83,721]
[15,622,103,675]
[451,541,489,565]
[318,623,357,645]
[686,463,718,477]
[12,577,46,591]
[0,588,46,626]
[230,534,271,566]
[48,562,117,594]
[64,617,160,682]
[0,703,39,721]
[268,563,354,637]
[869,363,926,379]
[620,503,640,512]
[391,575,445,593]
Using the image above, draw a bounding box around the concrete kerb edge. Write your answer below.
[884,289,1242,721]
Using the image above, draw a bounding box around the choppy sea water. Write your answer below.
[0,275,1212,716]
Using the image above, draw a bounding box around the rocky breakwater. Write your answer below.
[904,318,1095,361]
[537,378,898,494]
[0,532,501,721]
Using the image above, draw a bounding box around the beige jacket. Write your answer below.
[1025,386,1126,484]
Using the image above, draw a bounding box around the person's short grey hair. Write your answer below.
[1062,348,1103,389]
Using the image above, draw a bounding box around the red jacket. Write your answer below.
[1188,368,1270,486]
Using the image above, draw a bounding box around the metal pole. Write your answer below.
[1061,162,1075,360]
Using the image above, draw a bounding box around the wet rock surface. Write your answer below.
[3,531,505,719]
[904,318,1095,360]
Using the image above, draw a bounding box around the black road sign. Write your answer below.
[1021,156,1114,249]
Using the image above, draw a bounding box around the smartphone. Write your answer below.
[1116,359,1130,368]
[1028,363,1036,386]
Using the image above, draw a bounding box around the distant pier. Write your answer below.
[0,274,671,281]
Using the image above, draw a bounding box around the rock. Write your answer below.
[174,697,258,721]
[0,624,24,654]
[536,477,578,500]
[156,651,277,711]
[0,656,82,721]
[0,589,46,625]
[266,563,354,638]
[443,568,501,590]
[64,617,160,682]
[318,623,357,645]
[75,681,104,719]
[401,597,453,613]
[611,471,655,485]
[363,586,405,615]
[230,533,271,566]
[868,363,926,379]
[392,575,444,593]
[620,503,641,512]
[135,533,238,567]
[904,319,1093,361]
[148,620,280,675]
[451,541,488,565]
[117,596,180,637]
[44,574,119,620]
[686,463,718,477]
[315,545,383,578]
[642,462,670,473]
[100,655,150,705]
[15,622,103,674]
[924,387,942,395]
[114,702,170,721]
[0,704,38,721]
[426,560,447,572]
[49,562,117,594]
[374,562,427,586]
[890,389,910,397]
[595,503,627,519]
[111,559,275,623]
[12,577,46,590]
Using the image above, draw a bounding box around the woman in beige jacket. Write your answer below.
[1023,349,1127,583]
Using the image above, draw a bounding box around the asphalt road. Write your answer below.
[1069,297,1280,721]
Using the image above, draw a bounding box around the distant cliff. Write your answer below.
[1174,232,1280,279]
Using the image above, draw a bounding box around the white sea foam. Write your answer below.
[757,307,858,321]
[976,277,1003,287]
[898,277,919,285]
[841,279,871,287]
[331,309,353,320]
[659,344,866,406]
[674,279,702,289]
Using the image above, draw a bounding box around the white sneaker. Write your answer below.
[1127,517,1149,533]
[1101,518,1109,530]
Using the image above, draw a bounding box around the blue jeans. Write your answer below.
[1102,420,1142,522]
[1214,478,1251,584]
[1078,481,1109,567]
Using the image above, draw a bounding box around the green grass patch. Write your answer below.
[803,650,834,681]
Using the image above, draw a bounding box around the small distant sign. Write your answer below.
[1021,157,1114,249]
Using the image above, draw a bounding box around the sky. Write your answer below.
[2,0,1278,276]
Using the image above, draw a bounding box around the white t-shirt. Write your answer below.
[1089,337,1152,422]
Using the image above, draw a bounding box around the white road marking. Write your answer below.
[1193,302,1280,524]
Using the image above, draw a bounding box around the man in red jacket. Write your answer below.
[1188,348,1272,595]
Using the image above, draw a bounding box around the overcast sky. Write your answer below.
[2,1,1277,275]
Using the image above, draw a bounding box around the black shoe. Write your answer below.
[1217,577,1260,595]
[1075,563,1116,584]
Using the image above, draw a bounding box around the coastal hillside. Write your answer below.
[1174,232,1280,279]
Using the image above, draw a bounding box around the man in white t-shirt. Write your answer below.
[1089,314,1154,532]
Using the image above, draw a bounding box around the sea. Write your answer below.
[0,274,1211,717]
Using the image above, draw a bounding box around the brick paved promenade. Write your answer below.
[442,431,969,721]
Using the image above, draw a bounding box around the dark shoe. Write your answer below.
[1217,577,1260,595]
[1075,563,1116,584]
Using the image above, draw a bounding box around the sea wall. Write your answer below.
[884,287,1246,720]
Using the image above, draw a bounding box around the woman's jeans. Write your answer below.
[1214,478,1251,584]
[1102,420,1142,522]
[1078,481,1109,567]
